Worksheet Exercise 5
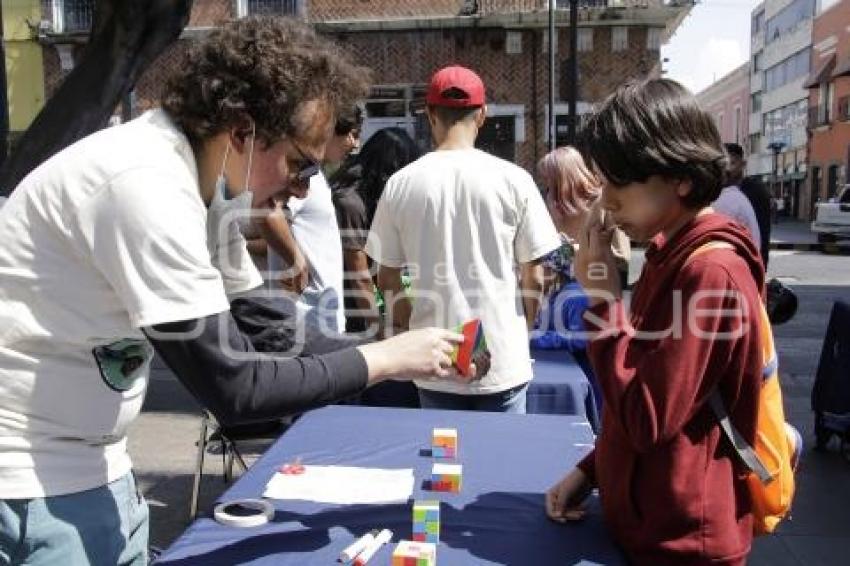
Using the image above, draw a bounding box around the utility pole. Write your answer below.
[0,4,10,167]
[567,0,578,145]
[548,0,556,152]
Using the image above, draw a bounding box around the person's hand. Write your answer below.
[276,259,309,295]
[357,328,479,384]
[546,468,592,523]
[574,201,621,306]
[470,348,491,380]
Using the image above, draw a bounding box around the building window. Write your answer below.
[752,9,765,35]
[839,95,850,122]
[764,47,811,92]
[577,28,593,53]
[765,0,815,44]
[765,100,807,145]
[52,0,94,33]
[505,31,523,55]
[818,81,835,124]
[237,0,300,17]
[716,112,724,135]
[752,52,763,72]
[751,93,762,113]
[612,27,628,52]
[646,27,662,51]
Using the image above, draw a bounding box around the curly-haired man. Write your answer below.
[0,17,478,565]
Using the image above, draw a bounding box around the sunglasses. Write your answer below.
[290,140,321,183]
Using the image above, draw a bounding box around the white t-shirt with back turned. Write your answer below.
[0,109,261,498]
[366,148,560,395]
[713,185,762,250]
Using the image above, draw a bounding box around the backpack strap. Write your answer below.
[708,390,774,485]
[688,241,774,486]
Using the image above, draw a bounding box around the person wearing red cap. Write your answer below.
[366,65,561,412]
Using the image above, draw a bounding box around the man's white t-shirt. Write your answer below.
[0,109,261,498]
[268,173,345,331]
[713,185,762,250]
[366,148,560,395]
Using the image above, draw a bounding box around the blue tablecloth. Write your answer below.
[529,348,600,431]
[156,405,622,565]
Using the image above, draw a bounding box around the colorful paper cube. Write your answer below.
[430,463,462,493]
[412,500,440,543]
[432,428,458,459]
[451,319,486,377]
[391,540,437,566]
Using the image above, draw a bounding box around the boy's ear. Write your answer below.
[475,105,488,127]
[675,178,693,199]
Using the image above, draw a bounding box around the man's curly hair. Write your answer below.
[161,17,369,146]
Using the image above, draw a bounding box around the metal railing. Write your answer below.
[245,0,299,16]
[60,0,93,33]
[475,0,683,15]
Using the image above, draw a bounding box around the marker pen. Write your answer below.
[352,528,393,566]
[338,530,377,563]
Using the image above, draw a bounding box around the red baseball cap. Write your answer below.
[426,65,486,108]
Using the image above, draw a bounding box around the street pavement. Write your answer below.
[129,223,850,563]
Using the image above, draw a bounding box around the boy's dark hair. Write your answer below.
[334,105,363,137]
[578,79,725,208]
[161,17,369,147]
[724,142,745,160]
[428,105,481,127]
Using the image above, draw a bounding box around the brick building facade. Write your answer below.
[38,0,693,170]
[805,0,850,217]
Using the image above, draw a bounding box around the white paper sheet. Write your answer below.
[263,465,415,504]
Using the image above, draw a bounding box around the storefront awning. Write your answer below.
[804,54,836,89]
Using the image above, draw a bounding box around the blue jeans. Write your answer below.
[0,473,149,566]
[418,383,529,413]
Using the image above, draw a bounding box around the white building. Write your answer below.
[748,0,817,218]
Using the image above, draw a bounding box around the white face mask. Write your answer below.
[207,123,256,240]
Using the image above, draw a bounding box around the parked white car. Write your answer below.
[812,185,850,243]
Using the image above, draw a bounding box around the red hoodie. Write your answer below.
[578,213,765,566]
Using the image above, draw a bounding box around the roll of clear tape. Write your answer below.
[213,498,274,528]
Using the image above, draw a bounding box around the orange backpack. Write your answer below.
[690,242,800,535]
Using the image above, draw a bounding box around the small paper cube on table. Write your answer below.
[412,500,440,543]
[431,428,458,459]
[430,463,462,493]
[451,319,486,377]
[392,540,437,566]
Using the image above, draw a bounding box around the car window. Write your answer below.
[839,186,850,204]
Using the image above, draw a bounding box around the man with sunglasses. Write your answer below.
[0,19,477,565]
[260,106,363,333]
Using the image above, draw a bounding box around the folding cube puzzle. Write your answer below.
[412,500,440,543]
[430,463,462,493]
[451,319,486,377]
[391,540,437,566]
[431,428,458,459]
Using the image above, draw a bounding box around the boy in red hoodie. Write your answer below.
[546,79,765,565]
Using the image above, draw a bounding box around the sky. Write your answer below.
[662,0,765,95]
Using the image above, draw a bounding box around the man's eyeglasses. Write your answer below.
[291,140,321,183]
